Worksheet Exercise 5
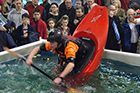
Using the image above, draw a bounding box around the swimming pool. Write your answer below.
[0,56,140,93]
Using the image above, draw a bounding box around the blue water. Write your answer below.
[0,56,140,93]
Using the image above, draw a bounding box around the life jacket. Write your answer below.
[55,36,87,64]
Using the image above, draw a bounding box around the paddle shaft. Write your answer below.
[3,47,54,81]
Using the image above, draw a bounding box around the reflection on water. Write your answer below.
[0,56,140,93]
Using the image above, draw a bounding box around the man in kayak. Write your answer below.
[26,29,92,85]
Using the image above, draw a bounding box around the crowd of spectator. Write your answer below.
[0,0,140,54]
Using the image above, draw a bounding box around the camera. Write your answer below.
[134,10,140,18]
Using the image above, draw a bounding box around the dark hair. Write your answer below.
[76,6,85,13]
[47,18,56,24]
[47,29,62,43]
[49,3,59,12]
[33,9,41,14]
[47,18,56,29]
[50,2,59,7]
[22,13,29,19]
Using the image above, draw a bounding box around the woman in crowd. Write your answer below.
[45,3,60,23]
[111,0,126,25]
[57,15,70,36]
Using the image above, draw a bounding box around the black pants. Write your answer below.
[130,43,138,53]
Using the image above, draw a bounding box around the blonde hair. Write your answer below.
[127,8,135,16]
[111,0,121,8]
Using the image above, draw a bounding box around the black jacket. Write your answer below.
[105,16,123,51]
[16,25,39,46]
[0,31,17,52]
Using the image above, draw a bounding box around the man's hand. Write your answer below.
[74,19,79,25]
[53,77,63,85]
[0,26,7,31]
[26,57,33,65]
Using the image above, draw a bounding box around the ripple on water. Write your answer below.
[0,57,140,93]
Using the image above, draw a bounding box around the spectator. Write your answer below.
[40,0,50,22]
[47,18,56,34]
[105,5,122,51]
[0,26,17,52]
[120,0,130,11]
[73,6,85,31]
[8,0,28,28]
[59,0,66,12]
[0,1,7,23]
[24,0,32,8]
[11,0,16,9]
[4,20,17,42]
[75,0,83,8]
[31,9,48,39]
[59,0,76,35]
[45,3,60,23]
[57,15,70,36]
[16,13,39,46]
[111,0,126,25]
[25,0,44,25]
[40,0,50,15]
[129,0,140,11]
[1,0,10,18]
[0,0,3,13]
[122,9,140,53]
[84,0,97,14]
[95,0,102,5]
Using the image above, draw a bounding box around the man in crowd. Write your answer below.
[8,0,28,28]
[122,8,140,53]
[105,4,122,51]
[25,0,44,24]
[84,0,97,14]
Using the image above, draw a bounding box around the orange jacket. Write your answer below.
[45,41,79,59]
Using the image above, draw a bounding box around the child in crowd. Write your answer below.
[16,13,38,46]
[31,9,48,39]
[47,18,56,35]
[57,15,70,36]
